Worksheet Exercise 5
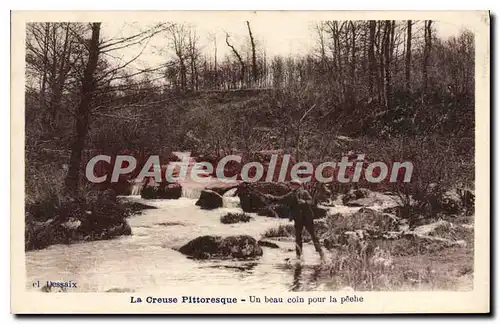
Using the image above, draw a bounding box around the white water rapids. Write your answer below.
[25,152,398,293]
[26,194,339,293]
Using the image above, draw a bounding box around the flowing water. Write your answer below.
[25,194,339,293]
[25,152,398,293]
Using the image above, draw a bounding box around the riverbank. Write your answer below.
[24,190,155,251]
[26,191,473,292]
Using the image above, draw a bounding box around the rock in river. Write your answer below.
[178,235,263,259]
[141,183,182,200]
[195,190,223,209]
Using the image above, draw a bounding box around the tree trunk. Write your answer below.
[423,20,432,96]
[380,20,390,108]
[65,22,101,196]
[350,21,356,107]
[385,20,395,108]
[376,21,383,103]
[190,57,195,90]
[225,34,245,88]
[332,22,345,102]
[368,20,376,98]
[405,20,412,91]
[51,23,72,131]
[39,24,50,115]
[179,57,187,91]
[47,25,59,130]
[246,21,258,85]
[214,36,217,89]
[389,21,396,64]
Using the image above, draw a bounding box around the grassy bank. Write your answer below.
[25,186,155,251]
[262,195,474,291]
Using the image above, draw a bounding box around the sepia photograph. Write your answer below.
[10,10,490,314]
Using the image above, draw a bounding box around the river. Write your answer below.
[26,152,396,293]
[26,191,362,293]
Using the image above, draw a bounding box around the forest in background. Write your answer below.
[25,20,475,208]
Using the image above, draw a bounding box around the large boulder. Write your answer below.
[256,203,290,219]
[440,190,462,214]
[195,190,223,209]
[236,182,328,219]
[25,190,133,251]
[460,188,475,211]
[342,188,396,208]
[413,220,473,242]
[236,182,291,214]
[141,182,182,199]
[25,216,132,251]
[342,188,388,207]
[219,235,264,259]
[178,235,263,259]
[325,208,400,235]
[440,190,466,214]
[389,233,467,256]
[342,188,372,205]
[416,186,475,216]
[413,220,451,236]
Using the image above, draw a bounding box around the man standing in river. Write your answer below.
[259,179,326,261]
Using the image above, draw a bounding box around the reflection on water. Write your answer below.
[26,154,385,293]
[207,262,258,272]
[292,263,303,291]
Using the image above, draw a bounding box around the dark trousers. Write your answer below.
[294,208,323,258]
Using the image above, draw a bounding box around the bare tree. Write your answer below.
[382,20,393,108]
[225,33,245,88]
[246,21,258,85]
[423,20,433,96]
[314,23,328,78]
[208,32,218,89]
[405,20,412,91]
[65,23,101,195]
[348,21,357,106]
[188,29,200,91]
[26,23,87,133]
[167,24,189,91]
[368,20,376,98]
[63,22,169,194]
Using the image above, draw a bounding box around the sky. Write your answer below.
[98,16,474,75]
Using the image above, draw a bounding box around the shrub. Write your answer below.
[220,212,253,224]
[262,224,295,238]
[318,246,445,291]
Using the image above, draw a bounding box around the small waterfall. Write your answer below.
[222,196,240,208]
[130,182,143,196]
[181,185,240,208]
[182,187,204,199]
[223,188,238,197]
[222,188,240,208]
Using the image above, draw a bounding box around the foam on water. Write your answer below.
[27,195,329,293]
[27,176,374,293]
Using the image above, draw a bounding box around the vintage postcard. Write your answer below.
[11,10,490,314]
